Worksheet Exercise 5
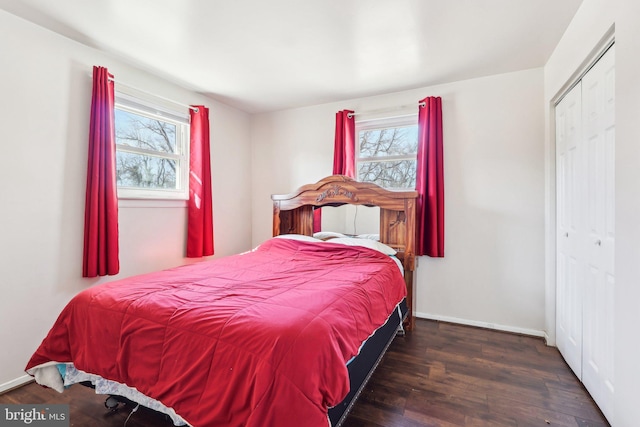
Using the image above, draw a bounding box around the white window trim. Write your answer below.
[118,198,187,209]
[114,90,190,201]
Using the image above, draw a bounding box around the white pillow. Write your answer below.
[313,231,347,241]
[328,237,397,255]
[274,234,321,243]
[355,233,380,241]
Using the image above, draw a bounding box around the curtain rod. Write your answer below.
[347,101,426,118]
[105,77,199,112]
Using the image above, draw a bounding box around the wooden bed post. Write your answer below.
[404,197,416,331]
[272,201,281,237]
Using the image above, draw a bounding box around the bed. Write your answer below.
[25,175,417,427]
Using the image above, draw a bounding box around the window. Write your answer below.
[356,115,418,190]
[114,92,189,200]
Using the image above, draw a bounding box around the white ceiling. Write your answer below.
[0,0,583,113]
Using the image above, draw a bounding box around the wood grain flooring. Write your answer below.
[0,319,609,426]
[343,319,609,427]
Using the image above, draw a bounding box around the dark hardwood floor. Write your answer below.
[343,320,608,427]
[0,319,609,427]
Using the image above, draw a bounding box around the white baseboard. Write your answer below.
[414,311,545,338]
[0,375,33,394]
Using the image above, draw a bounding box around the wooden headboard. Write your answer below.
[271,175,418,329]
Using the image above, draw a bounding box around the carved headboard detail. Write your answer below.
[271,175,418,329]
[315,184,359,203]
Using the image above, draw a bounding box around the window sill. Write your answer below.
[118,198,187,208]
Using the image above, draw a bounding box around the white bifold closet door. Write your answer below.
[556,75,583,380]
[555,44,615,423]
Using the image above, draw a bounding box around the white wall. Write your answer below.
[251,68,546,335]
[544,0,640,425]
[0,10,252,389]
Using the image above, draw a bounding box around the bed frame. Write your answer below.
[271,174,418,330]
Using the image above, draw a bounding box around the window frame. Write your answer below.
[114,91,190,200]
[355,114,419,191]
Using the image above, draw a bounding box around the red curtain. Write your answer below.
[416,97,444,257]
[332,110,356,177]
[314,110,356,232]
[83,66,119,277]
[187,105,214,257]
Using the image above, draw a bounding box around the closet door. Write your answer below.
[580,44,615,422]
[555,81,583,379]
[555,44,615,424]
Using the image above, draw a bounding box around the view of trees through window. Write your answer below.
[115,108,180,190]
[357,125,418,189]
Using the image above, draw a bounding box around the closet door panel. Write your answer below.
[580,45,615,423]
[555,81,583,379]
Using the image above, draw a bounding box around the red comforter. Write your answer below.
[26,238,406,427]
